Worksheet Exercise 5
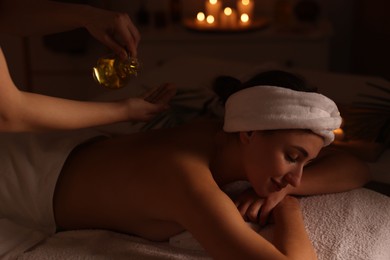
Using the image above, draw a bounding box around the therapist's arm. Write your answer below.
[0,48,175,132]
[0,0,140,58]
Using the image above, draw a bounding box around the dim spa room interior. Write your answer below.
[0,0,389,259]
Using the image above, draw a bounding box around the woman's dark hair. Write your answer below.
[212,70,317,105]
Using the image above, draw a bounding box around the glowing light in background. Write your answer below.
[224,7,232,16]
[206,15,215,24]
[197,12,205,22]
[240,13,249,23]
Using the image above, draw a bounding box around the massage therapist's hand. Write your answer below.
[0,1,140,60]
[123,83,177,121]
[234,187,288,226]
[82,6,140,59]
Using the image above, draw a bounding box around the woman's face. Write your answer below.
[239,129,324,197]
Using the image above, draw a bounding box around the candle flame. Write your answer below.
[333,128,344,135]
[224,7,232,16]
[206,15,215,24]
[240,13,249,23]
[210,0,217,5]
[333,128,345,141]
[197,12,205,21]
[242,0,250,6]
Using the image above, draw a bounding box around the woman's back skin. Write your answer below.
[54,119,225,240]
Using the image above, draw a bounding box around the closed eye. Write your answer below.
[285,145,313,164]
[285,154,298,163]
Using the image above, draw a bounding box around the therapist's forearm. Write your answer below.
[10,91,128,132]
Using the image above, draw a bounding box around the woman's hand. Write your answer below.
[82,6,141,59]
[234,187,289,226]
[234,188,264,223]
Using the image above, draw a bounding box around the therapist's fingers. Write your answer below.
[126,17,141,54]
[85,10,140,60]
[153,83,177,104]
[100,34,129,60]
[113,14,140,58]
[143,83,177,104]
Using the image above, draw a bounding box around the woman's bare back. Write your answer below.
[53,119,221,240]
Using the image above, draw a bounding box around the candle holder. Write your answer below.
[184,17,269,33]
[184,0,269,33]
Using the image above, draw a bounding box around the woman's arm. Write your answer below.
[0,48,175,132]
[177,180,316,260]
[0,0,139,58]
[272,196,317,260]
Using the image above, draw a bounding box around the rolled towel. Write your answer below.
[223,85,342,146]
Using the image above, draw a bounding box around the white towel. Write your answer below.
[18,188,390,260]
[224,85,342,146]
[170,188,390,260]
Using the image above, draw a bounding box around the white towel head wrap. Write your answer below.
[223,85,342,146]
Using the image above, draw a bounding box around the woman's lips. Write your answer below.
[271,179,286,191]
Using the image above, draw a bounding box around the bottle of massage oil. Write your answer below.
[92,54,139,89]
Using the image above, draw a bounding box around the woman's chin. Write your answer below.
[256,188,269,198]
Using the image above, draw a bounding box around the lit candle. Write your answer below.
[237,0,254,20]
[196,12,206,27]
[333,128,345,142]
[220,7,238,29]
[206,15,216,27]
[240,13,250,27]
[206,0,222,22]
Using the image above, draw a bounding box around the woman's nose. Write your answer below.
[285,166,303,187]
